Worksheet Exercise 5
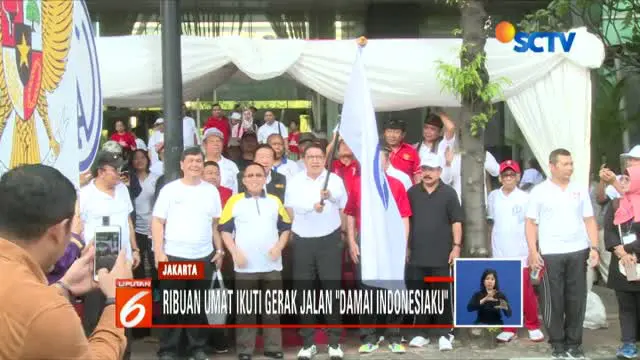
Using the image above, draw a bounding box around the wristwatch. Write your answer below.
[216,249,225,255]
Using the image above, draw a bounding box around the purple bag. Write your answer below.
[47,236,84,285]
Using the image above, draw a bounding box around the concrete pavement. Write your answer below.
[131,285,623,360]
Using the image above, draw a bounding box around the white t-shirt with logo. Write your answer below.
[526,180,594,255]
[79,182,134,261]
[487,187,529,262]
[153,179,222,259]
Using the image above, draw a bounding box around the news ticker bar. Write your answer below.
[115,282,453,328]
[148,324,453,329]
[156,261,454,283]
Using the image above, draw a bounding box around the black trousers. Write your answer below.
[132,233,156,339]
[157,253,214,357]
[539,248,589,349]
[293,229,343,348]
[83,290,133,359]
[616,291,640,344]
[405,265,454,338]
[355,234,402,344]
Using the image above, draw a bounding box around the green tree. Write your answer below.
[520,0,640,172]
[436,0,507,261]
[26,0,40,29]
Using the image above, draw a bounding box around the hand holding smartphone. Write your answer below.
[93,219,121,281]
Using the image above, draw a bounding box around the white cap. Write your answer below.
[420,153,443,169]
[230,112,242,120]
[203,127,225,141]
[622,145,640,159]
[154,118,164,126]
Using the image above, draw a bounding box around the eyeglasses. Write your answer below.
[244,173,265,179]
[500,172,517,178]
[305,155,324,161]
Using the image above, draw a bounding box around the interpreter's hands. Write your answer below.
[349,242,360,264]
[233,250,248,269]
[480,289,497,304]
[154,250,168,269]
[60,243,97,296]
[495,299,509,310]
[268,246,282,261]
[588,248,600,268]
[448,245,460,265]
[211,251,224,270]
[528,251,543,271]
[313,202,325,213]
[97,249,133,299]
[132,251,141,269]
[320,190,331,201]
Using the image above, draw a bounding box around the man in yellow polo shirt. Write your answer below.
[219,162,292,360]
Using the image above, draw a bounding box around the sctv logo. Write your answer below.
[495,21,576,53]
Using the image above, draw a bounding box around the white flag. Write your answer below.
[339,47,407,290]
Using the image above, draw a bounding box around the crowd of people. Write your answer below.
[2,104,640,360]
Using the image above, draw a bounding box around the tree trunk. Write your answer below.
[459,0,490,258]
[459,0,494,348]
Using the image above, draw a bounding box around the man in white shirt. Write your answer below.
[152,147,224,360]
[78,151,141,359]
[219,162,292,360]
[182,104,200,148]
[267,133,299,181]
[525,148,599,359]
[415,112,456,162]
[257,110,288,146]
[148,118,165,164]
[203,127,239,193]
[284,144,348,360]
[487,160,544,343]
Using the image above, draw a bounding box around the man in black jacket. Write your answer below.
[237,144,286,203]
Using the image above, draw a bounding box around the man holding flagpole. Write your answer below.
[345,146,412,353]
[339,31,409,301]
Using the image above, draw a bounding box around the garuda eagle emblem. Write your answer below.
[0,0,72,168]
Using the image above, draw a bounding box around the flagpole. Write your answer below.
[320,37,367,206]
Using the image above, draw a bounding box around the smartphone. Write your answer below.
[93,225,121,281]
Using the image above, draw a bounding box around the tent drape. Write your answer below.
[96,27,605,186]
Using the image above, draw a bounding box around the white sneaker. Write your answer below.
[328,345,344,359]
[496,331,516,342]
[528,329,545,342]
[438,334,454,351]
[297,345,317,360]
[401,336,408,343]
[409,336,429,348]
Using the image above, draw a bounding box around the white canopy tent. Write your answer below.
[97,27,605,187]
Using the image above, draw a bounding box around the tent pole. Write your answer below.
[161,0,184,182]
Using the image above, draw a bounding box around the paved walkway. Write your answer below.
[131,285,622,360]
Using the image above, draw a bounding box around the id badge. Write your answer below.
[622,232,637,245]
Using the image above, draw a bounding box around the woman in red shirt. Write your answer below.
[110,119,137,153]
[287,119,301,160]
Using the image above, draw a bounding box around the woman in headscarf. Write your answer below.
[604,166,640,359]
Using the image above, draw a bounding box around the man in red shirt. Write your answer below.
[344,146,412,354]
[384,120,421,183]
[203,103,231,148]
[330,140,360,194]
[203,161,232,207]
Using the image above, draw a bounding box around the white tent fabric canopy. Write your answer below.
[97,27,605,187]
